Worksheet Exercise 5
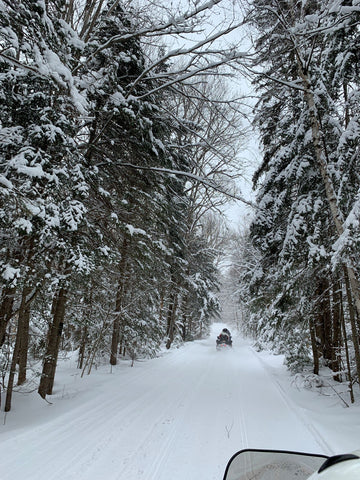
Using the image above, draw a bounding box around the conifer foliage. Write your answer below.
[238,0,360,399]
[0,0,245,410]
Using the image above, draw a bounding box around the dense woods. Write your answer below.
[1,0,360,414]
[0,0,246,410]
[233,0,360,403]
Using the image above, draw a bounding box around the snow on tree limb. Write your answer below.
[115,163,256,207]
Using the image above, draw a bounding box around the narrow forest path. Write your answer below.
[0,324,348,480]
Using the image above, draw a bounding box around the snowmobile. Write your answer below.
[216,329,232,351]
[222,448,360,480]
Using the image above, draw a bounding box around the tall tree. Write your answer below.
[242,0,360,377]
[1,0,250,408]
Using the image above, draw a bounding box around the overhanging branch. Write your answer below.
[115,162,256,208]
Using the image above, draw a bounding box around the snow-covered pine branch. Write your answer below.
[113,163,256,207]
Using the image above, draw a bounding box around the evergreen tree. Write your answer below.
[0,0,248,408]
[242,0,360,378]
[0,0,89,407]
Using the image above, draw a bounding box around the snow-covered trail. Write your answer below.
[0,324,340,480]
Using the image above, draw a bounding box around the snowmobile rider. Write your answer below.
[216,328,232,347]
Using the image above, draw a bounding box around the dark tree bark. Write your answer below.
[4,287,28,411]
[315,278,332,364]
[77,283,94,369]
[5,323,21,411]
[340,290,355,404]
[110,237,128,366]
[309,317,319,375]
[119,333,125,356]
[17,285,32,386]
[331,276,342,381]
[38,287,67,399]
[180,294,188,341]
[0,286,16,347]
[78,324,88,370]
[166,291,178,349]
[343,267,360,385]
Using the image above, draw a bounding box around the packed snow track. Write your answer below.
[0,324,347,480]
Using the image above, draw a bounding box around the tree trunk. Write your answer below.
[331,276,342,381]
[340,290,355,404]
[4,285,29,411]
[181,313,187,341]
[38,287,67,399]
[47,315,64,395]
[78,324,88,370]
[159,290,164,325]
[119,333,125,356]
[110,237,128,366]
[0,286,16,347]
[309,317,319,375]
[77,283,94,369]
[180,294,188,341]
[110,301,120,366]
[314,277,332,364]
[166,292,178,349]
[17,285,32,385]
[343,267,360,385]
[5,323,21,411]
[322,280,332,363]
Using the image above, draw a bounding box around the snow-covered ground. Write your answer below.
[1,323,359,480]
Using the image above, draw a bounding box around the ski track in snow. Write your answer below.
[249,348,334,456]
[1,323,357,480]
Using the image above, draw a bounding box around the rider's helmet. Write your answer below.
[307,451,360,479]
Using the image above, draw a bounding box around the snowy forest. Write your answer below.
[1,0,360,415]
